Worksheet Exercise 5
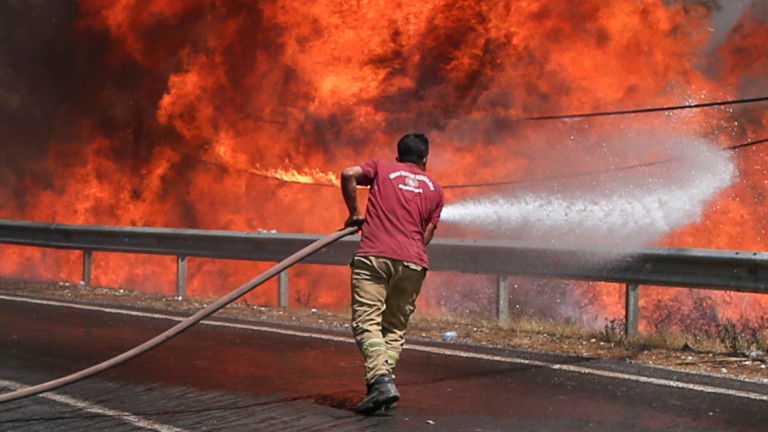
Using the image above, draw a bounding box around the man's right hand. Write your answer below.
[345,215,365,229]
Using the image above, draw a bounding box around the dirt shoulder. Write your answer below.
[3,279,767,385]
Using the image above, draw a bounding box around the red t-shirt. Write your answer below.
[355,159,444,268]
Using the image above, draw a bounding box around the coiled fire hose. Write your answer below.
[0,226,359,404]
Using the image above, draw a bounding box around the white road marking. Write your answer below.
[0,378,187,432]
[2,293,768,403]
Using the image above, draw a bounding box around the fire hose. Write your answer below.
[0,225,359,404]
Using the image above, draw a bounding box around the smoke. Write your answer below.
[0,1,172,218]
[441,132,736,250]
[706,0,753,50]
[0,2,80,175]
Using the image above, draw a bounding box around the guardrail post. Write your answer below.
[177,256,187,298]
[82,250,93,287]
[625,283,639,336]
[497,275,509,322]
[278,270,289,308]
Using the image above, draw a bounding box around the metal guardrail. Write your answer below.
[0,219,766,335]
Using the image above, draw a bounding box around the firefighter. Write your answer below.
[340,133,445,414]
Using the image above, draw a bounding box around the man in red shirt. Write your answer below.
[341,133,445,414]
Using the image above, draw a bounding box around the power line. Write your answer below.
[725,137,768,151]
[439,95,768,188]
[442,136,768,189]
[169,135,768,190]
[523,95,768,121]
[164,95,768,189]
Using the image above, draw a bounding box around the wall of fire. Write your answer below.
[0,1,766,331]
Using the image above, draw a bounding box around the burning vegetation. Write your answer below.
[0,0,767,333]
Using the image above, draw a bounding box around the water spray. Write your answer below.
[442,136,737,250]
[0,226,359,404]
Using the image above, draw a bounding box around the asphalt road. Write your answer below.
[0,293,767,431]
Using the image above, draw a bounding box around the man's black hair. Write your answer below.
[397,133,429,165]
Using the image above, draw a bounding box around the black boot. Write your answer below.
[353,374,400,414]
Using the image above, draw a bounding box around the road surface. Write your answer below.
[0,293,766,431]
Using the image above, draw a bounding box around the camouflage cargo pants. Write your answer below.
[350,256,426,384]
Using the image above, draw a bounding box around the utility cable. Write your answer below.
[169,133,768,190]
[164,95,768,189]
[0,225,359,404]
[442,136,768,189]
[523,95,768,121]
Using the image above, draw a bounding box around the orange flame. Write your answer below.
[0,1,767,328]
